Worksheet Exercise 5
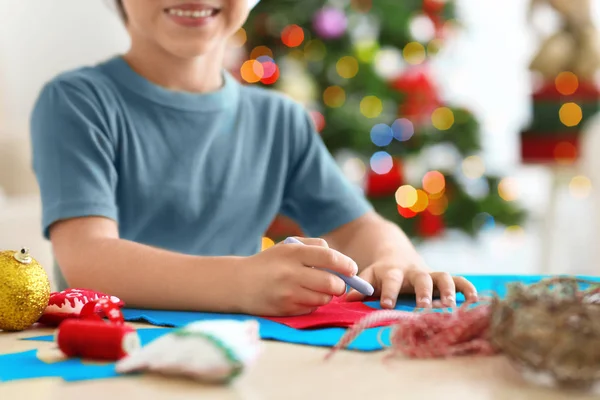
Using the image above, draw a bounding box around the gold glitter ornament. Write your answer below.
[0,248,51,331]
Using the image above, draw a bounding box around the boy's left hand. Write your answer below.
[344,259,478,309]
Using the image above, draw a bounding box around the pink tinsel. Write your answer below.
[325,303,498,360]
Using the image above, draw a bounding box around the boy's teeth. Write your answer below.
[168,8,214,18]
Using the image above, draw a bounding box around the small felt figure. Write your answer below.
[39,288,124,326]
[116,320,261,384]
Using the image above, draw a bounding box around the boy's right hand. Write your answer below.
[236,238,358,317]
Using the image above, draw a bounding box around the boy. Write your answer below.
[30,0,477,316]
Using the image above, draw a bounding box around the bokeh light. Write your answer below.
[397,205,417,218]
[310,110,326,132]
[260,61,279,85]
[391,118,414,141]
[553,141,577,163]
[323,86,346,108]
[409,14,436,43]
[473,212,495,231]
[409,189,429,212]
[461,155,485,179]
[370,151,393,174]
[431,107,454,130]
[355,40,379,63]
[505,225,525,237]
[374,47,404,80]
[281,24,305,47]
[336,56,359,79]
[569,175,592,199]
[427,194,448,215]
[240,60,264,83]
[261,237,275,251]
[559,102,582,127]
[342,157,366,182]
[351,0,372,13]
[402,41,426,65]
[250,46,273,60]
[395,185,418,208]
[370,123,393,146]
[230,28,247,48]
[555,71,578,96]
[304,39,327,61]
[360,95,383,118]
[498,178,518,201]
[422,170,445,194]
[427,38,443,55]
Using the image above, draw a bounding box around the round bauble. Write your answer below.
[0,248,51,331]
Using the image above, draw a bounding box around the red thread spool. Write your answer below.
[56,319,141,361]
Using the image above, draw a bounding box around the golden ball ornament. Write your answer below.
[0,248,51,331]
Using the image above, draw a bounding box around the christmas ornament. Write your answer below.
[391,66,441,125]
[0,248,51,331]
[528,0,600,82]
[313,7,348,39]
[56,298,140,361]
[417,210,445,237]
[366,158,403,197]
[39,288,124,326]
[116,320,262,384]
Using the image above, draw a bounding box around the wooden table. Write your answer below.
[0,323,598,400]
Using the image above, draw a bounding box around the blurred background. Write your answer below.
[1,0,599,285]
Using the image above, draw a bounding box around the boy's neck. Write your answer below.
[123,41,226,94]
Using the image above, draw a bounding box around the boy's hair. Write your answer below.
[115,0,127,22]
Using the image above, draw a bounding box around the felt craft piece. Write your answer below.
[263,296,388,329]
[116,320,261,383]
[39,288,124,326]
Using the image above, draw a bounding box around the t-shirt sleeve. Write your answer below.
[30,78,119,239]
[280,104,373,238]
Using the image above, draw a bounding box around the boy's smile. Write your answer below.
[164,2,222,28]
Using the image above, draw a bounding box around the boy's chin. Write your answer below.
[164,41,225,60]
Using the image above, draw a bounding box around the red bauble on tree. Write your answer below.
[391,66,442,125]
[365,159,403,197]
[417,210,445,237]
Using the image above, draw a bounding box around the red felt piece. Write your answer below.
[264,296,389,329]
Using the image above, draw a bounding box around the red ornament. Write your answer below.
[365,159,403,197]
[423,0,446,15]
[417,210,445,237]
[391,66,442,124]
[56,299,140,361]
[39,288,124,326]
[397,205,417,219]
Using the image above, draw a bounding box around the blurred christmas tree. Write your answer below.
[237,0,526,240]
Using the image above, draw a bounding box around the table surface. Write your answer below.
[0,323,598,400]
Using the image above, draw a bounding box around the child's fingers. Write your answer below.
[453,276,478,302]
[408,270,434,308]
[297,267,347,297]
[380,268,404,309]
[289,237,329,248]
[294,246,358,277]
[431,272,456,307]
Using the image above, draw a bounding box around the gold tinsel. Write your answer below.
[0,249,51,331]
[489,277,600,390]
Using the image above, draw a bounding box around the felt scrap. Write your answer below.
[263,296,387,329]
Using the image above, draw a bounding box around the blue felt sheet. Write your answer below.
[5,274,599,382]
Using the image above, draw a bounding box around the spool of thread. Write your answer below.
[56,319,141,361]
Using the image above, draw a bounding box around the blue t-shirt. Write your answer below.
[30,56,372,289]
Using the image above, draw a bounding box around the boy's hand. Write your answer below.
[345,258,478,309]
[237,238,358,316]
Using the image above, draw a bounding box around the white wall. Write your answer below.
[0,0,129,137]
